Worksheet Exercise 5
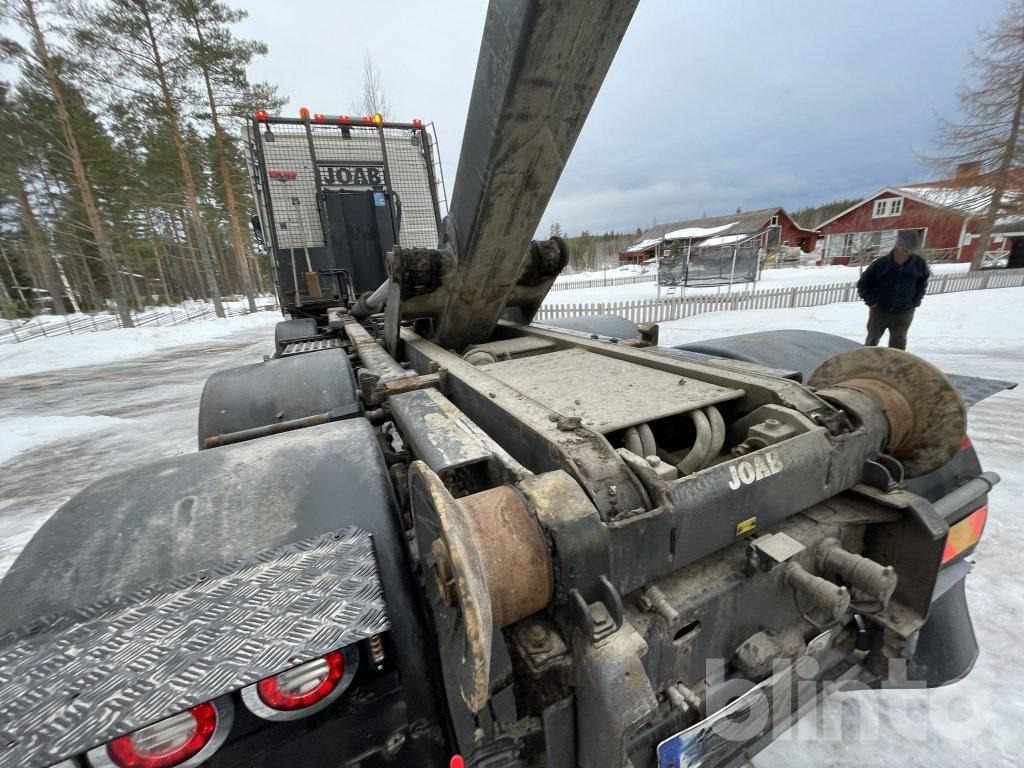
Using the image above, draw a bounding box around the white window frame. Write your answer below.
[872,197,904,218]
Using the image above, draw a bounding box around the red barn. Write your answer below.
[620,207,818,264]
[819,168,1024,266]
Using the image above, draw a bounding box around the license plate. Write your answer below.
[656,677,773,768]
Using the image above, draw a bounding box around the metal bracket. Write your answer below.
[569,576,623,644]
[362,369,448,405]
[861,454,904,491]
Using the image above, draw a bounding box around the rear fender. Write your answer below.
[0,419,452,766]
[197,346,361,449]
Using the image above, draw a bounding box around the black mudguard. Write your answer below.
[274,317,319,354]
[197,346,361,448]
[666,329,1016,405]
[0,420,452,766]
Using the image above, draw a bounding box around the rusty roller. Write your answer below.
[809,347,966,477]
[407,461,553,712]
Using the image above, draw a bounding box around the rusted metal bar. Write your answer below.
[202,406,355,448]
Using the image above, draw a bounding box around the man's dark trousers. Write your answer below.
[865,307,914,349]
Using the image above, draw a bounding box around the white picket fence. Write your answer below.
[550,272,656,292]
[535,268,1024,325]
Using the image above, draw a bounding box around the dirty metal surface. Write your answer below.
[409,461,492,713]
[455,484,553,628]
[0,527,388,768]
[463,335,558,360]
[810,347,966,477]
[280,336,344,356]
[478,348,742,433]
[389,387,501,475]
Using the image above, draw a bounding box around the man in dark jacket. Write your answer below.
[856,230,930,350]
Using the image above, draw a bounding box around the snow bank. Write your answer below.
[0,310,280,381]
[657,284,1023,361]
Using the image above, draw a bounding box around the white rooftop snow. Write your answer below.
[697,232,755,247]
[663,222,737,240]
[896,184,1023,217]
[625,237,663,252]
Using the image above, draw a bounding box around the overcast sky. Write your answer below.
[238,0,1004,236]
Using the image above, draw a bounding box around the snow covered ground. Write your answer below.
[0,310,280,381]
[0,274,1020,765]
[547,262,970,304]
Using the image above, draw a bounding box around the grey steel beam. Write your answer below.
[438,0,640,350]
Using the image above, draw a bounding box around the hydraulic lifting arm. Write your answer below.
[388,0,640,352]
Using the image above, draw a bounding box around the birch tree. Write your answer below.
[931,0,1024,269]
[351,51,392,118]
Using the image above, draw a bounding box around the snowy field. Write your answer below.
[0,279,1020,766]
[547,262,970,304]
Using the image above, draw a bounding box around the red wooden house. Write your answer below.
[818,166,1024,266]
[619,207,818,264]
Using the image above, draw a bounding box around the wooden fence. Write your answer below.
[535,268,1024,325]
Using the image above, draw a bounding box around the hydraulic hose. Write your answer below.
[638,423,658,458]
[677,409,712,476]
[701,405,726,469]
[624,426,643,456]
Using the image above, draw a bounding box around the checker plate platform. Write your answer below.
[0,526,388,768]
[281,337,344,356]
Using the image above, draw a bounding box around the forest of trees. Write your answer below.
[552,223,639,273]
[0,0,284,323]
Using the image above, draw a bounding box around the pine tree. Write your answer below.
[80,0,225,316]
[3,0,135,324]
[178,0,278,312]
[930,0,1024,269]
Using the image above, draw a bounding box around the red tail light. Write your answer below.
[254,109,269,121]
[339,115,350,124]
[241,646,359,721]
[412,118,424,128]
[258,650,344,710]
[313,113,327,123]
[87,698,233,768]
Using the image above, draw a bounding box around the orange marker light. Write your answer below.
[299,107,310,119]
[942,505,988,564]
